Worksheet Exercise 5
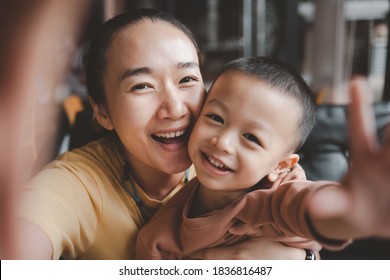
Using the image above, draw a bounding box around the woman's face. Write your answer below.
[99,20,205,175]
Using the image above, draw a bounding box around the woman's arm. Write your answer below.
[13,219,54,259]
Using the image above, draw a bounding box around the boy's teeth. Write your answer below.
[155,130,185,138]
[208,156,225,169]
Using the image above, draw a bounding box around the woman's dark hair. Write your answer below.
[218,56,317,151]
[83,8,201,104]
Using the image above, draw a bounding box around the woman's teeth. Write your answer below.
[152,129,187,144]
[155,130,186,139]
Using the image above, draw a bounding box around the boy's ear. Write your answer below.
[267,154,300,182]
[89,97,114,131]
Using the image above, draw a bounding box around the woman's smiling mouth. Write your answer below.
[151,129,188,146]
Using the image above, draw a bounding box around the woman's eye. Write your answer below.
[206,114,224,124]
[131,83,150,91]
[243,133,261,146]
[180,76,197,84]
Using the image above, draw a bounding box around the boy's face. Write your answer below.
[188,70,302,191]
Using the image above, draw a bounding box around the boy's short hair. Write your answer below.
[218,56,317,151]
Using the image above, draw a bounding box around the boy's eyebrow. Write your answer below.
[208,97,272,135]
[249,120,272,136]
[207,98,230,116]
[119,61,199,82]
[207,98,228,110]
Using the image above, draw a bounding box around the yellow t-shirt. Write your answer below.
[19,137,195,259]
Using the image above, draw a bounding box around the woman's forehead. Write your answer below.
[109,21,195,56]
[103,20,199,82]
[106,20,198,67]
[114,20,188,45]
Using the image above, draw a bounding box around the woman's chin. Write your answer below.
[160,158,192,175]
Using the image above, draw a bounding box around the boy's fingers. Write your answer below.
[383,124,390,154]
[348,78,377,159]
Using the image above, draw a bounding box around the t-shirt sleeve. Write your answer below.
[18,162,103,259]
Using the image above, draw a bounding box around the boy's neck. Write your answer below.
[190,183,249,217]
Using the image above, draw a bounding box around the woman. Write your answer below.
[16,9,307,259]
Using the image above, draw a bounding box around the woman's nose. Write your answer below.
[211,133,235,154]
[157,85,187,120]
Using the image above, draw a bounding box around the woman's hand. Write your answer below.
[189,238,306,260]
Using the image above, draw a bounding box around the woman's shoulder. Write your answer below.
[26,137,125,213]
[43,137,123,185]
[61,136,117,157]
[57,137,120,166]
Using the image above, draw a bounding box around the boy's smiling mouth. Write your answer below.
[201,152,233,173]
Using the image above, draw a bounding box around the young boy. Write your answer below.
[135,57,354,259]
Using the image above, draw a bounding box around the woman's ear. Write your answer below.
[267,154,300,182]
[89,97,114,131]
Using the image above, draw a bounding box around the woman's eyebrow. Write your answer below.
[119,62,199,82]
[177,61,199,69]
[119,67,151,82]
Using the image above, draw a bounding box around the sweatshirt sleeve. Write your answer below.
[271,180,352,250]
[237,177,351,251]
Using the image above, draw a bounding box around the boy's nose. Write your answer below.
[211,134,234,154]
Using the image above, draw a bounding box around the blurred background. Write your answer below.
[1,0,390,259]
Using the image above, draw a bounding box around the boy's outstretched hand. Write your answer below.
[308,78,390,240]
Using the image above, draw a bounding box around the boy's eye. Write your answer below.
[131,83,150,91]
[180,76,197,84]
[243,133,261,146]
[206,113,224,124]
